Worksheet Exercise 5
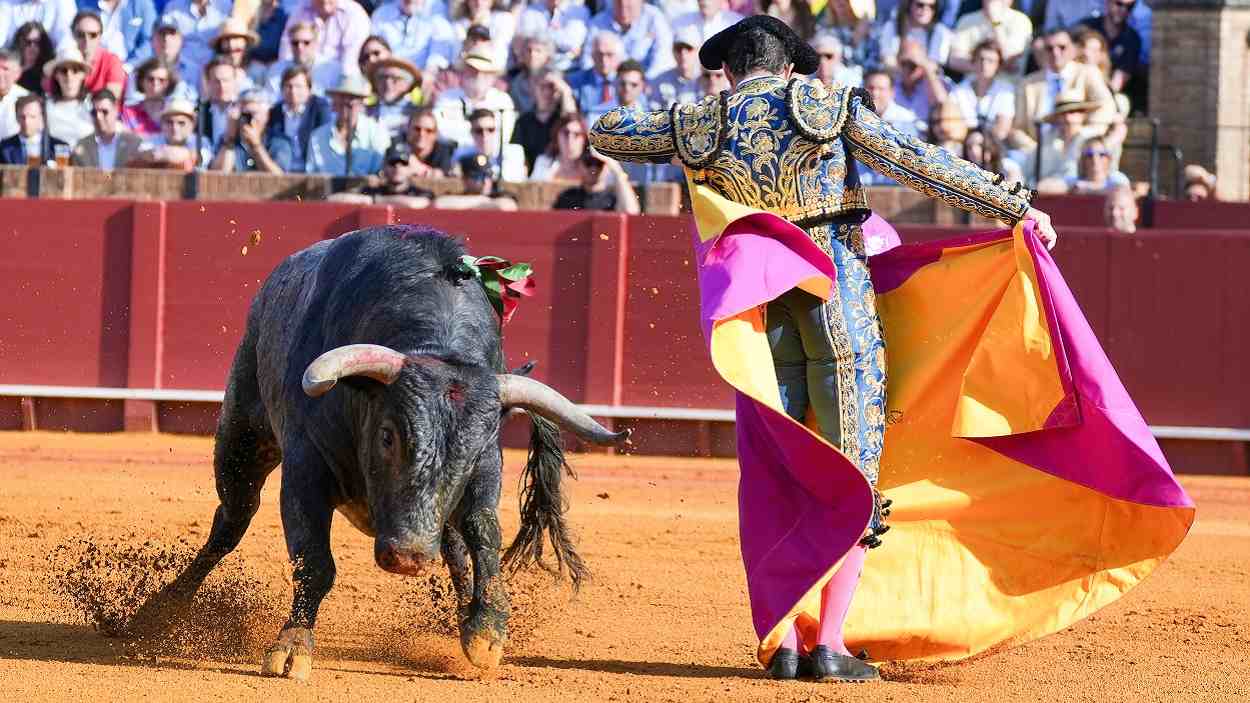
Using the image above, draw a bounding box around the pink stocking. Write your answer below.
[815,545,867,655]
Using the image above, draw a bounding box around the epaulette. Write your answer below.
[670,92,728,177]
[786,79,852,151]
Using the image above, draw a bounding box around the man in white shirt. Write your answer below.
[811,33,862,89]
[947,0,1033,75]
[71,88,144,169]
[370,0,457,77]
[670,0,743,46]
[432,51,516,147]
[0,49,28,140]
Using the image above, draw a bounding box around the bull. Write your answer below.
[133,226,628,679]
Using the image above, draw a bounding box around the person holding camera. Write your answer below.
[552,147,639,214]
[209,88,292,173]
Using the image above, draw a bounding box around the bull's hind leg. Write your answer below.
[129,352,279,634]
[455,447,509,669]
[261,441,337,681]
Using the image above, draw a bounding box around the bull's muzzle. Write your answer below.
[374,539,437,576]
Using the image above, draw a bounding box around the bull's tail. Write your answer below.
[501,412,587,589]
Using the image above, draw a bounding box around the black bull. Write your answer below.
[131,226,629,679]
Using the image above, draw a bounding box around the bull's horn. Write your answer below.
[303,344,408,397]
[497,375,631,446]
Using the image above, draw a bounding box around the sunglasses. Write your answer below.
[90,107,113,115]
[912,1,936,8]
[74,30,100,40]
[291,38,314,46]
[56,66,86,75]
[363,49,386,58]
[1082,149,1111,158]
[1044,43,1071,52]
[413,125,437,133]
[471,126,497,134]
[144,74,169,82]
[820,52,838,59]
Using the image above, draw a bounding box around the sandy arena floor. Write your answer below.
[0,431,1246,702]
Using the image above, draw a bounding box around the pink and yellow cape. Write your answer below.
[687,184,1195,666]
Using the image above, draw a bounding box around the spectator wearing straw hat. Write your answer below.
[0,0,76,55]
[304,72,388,176]
[452,0,515,74]
[0,94,67,165]
[211,17,260,89]
[157,0,230,85]
[263,20,340,96]
[209,87,291,173]
[1020,90,1123,188]
[44,45,94,144]
[431,49,515,147]
[77,0,157,72]
[370,0,457,77]
[71,88,143,169]
[279,0,370,79]
[128,96,212,169]
[365,54,422,141]
[71,11,126,98]
[265,63,330,171]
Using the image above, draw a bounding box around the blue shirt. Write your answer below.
[582,6,674,78]
[79,0,157,68]
[567,67,615,117]
[158,0,228,82]
[304,117,389,177]
[370,0,458,72]
[225,132,295,173]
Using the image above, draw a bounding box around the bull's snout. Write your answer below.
[374,539,438,575]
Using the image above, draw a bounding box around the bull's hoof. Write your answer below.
[461,630,505,669]
[261,626,315,681]
[460,605,507,669]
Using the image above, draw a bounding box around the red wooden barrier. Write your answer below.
[1,199,1247,471]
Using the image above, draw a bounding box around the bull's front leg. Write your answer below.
[456,456,508,669]
[262,444,337,681]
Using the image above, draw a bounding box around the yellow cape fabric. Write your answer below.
[692,186,1193,665]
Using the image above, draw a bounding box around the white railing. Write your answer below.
[2,384,1248,442]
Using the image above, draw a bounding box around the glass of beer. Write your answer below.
[53,144,70,168]
[25,152,40,167]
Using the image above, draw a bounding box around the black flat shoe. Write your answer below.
[805,645,880,682]
[767,647,800,680]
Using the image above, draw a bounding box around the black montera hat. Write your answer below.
[699,16,820,75]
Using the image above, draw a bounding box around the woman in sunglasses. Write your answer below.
[8,22,53,96]
[43,46,94,146]
[1066,135,1129,195]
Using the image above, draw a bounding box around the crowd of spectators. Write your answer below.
[0,0,1212,213]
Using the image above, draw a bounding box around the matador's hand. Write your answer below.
[1023,207,1058,250]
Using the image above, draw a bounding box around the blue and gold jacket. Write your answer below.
[589,75,1032,227]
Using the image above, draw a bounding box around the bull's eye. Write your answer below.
[380,426,395,449]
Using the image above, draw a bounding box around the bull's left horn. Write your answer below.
[303,344,408,397]
[497,375,631,446]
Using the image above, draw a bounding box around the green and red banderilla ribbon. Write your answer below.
[458,255,535,324]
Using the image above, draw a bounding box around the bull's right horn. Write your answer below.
[497,375,631,446]
[303,344,408,397]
